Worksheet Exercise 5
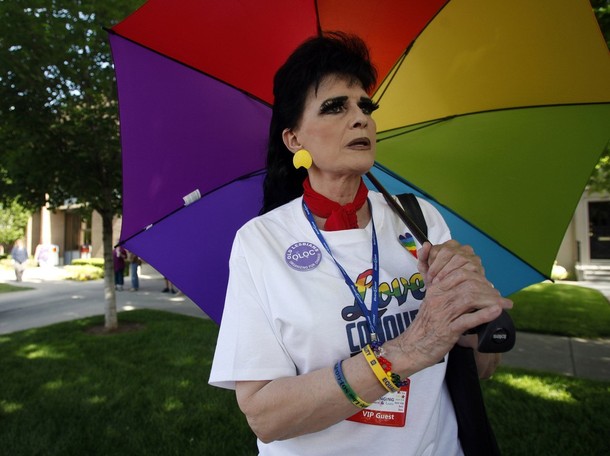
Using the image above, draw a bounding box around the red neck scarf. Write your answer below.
[302,177,369,231]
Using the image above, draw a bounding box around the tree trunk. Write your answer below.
[102,209,118,330]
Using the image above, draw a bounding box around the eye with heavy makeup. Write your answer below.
[319,96,379,116]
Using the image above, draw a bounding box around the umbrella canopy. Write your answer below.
[373,0,610,277]
[110,0,610,323]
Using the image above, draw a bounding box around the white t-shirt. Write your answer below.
[210,192,462,456]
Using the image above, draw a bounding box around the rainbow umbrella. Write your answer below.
[109,0,610,323]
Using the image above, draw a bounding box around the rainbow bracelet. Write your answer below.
[333,360,370,409]
[372,345,410,389]
[362,344,400,393]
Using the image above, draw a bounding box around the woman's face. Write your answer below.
[286,74,377,181]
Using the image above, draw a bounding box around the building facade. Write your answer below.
[25,204,121,266]
[560,191,610,281]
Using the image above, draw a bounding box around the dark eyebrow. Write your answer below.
[358,97,376,107]
[358,97,379,112]
[322,95,348,105]
[319,95,378,114]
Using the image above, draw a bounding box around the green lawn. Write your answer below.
[0,283,33,293]
[483,367,610,455]
[1,282,609,455]
[0,310,257,456]
[508,282,610,338]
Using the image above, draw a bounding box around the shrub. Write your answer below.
[70,258,104,269]
[64,264,104,281]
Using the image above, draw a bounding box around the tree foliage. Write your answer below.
[591,0,610,48]
[0,200,30,247]
[0,0,143,213]
[588,0,610,193]
[0,0,143,329]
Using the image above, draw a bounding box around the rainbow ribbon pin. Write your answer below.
[399,233,418,259]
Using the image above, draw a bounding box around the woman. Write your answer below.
[210,33,512,455]
[11,239,28,282]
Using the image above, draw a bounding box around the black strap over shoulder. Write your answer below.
[396,193,428,238]
[446,346,502,456]
[395,193,501,456]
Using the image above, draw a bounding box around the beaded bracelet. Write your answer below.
[362,344,400,393]
[333,360,371,409]
[371,343,410,388]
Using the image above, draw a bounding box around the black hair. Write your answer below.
[260,32,377,214]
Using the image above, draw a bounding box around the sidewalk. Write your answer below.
[1,267,609,382]
[501,330,610,382]
[0,264,207,335]
[501,280,610,382]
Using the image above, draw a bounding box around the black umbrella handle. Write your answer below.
[465,310,516,353]
[365,172,516,353]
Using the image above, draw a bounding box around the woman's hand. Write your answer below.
[418,240,485,284]
[384,240,512,377]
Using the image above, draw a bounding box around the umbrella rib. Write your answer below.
[374,52,409,104]
[376,101,610,141]
[377,117,454,143]
[314,0,322,36]
[117,169,266,247]
[198,169,266,199]
[373,0,452,103]
[365,171,430,245]
[106,29,272,109]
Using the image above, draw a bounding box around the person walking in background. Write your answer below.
[113,245,127,291]
[10,239,28,282]
[128,251,141,291]
[162,277,177,294]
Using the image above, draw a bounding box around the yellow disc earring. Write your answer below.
[293,149,313,170]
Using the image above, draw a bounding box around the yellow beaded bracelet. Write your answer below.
[362,344,400,393]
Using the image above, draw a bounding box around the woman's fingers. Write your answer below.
[394,271,512,370]
[406,239,514,371]
[426,275,509,324]
[420,240,484,284]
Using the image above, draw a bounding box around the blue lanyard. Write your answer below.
[302,199,380,344]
